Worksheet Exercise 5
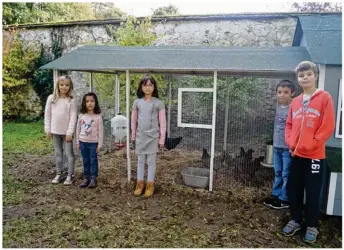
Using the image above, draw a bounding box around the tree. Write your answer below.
[31,49,54,113]
[115,16,157,46]
[91,2,125,19]
[3,33,42,120]
[291,2,342,12]
[3,3,95,25]
[2,2,129,25]
[3,34,40,88]
[93,16,173,115]
[2,3,29,25]
[152,4,180,16]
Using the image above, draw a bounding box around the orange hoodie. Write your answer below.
[285,89,335,159]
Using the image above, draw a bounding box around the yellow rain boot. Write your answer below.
[134,180,145,196]
[144,181,155,198]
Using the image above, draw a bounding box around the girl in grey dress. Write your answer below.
[131,75,166,198]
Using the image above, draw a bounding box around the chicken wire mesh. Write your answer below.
[167,74,298,190]
[74,71,310,191]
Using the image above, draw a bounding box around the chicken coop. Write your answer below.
[41,45,309,191]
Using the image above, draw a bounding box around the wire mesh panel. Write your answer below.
[213,75,301,190]
[163,74,301,191]
[213,76,275,190]
[179,89,213,129]
[75,71,303,192]
[163,74,214,188]
[73,72,130,182]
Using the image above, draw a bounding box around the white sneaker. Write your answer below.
[63,175,74,185]
[51,175,61,184]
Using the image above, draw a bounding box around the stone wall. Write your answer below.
[154,18,295,46]
[13,15,296,53]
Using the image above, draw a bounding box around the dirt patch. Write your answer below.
[3,151,342,248]
[3,204,41,222]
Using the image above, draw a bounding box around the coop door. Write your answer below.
[177,88,214,129]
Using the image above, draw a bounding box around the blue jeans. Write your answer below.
[272,147,291,202]
[79,141,98,178]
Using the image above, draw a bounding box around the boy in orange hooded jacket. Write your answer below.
[281,61,335,243]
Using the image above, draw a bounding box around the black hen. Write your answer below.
[240,147,254,159]
[240,147,246,157]
[164,132,183,150]
[202,148,225,169]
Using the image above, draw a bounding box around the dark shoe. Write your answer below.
[88,178,97,188]
[263,195,278,207]
[79,178,90,188]
[270,199,290,209]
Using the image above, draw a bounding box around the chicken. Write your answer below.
[239,147,254,159]
[240,147,246,157]
[202,148,225,169]
[231,150,264,184]
[164,132,183,150]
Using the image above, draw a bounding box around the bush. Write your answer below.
[32,48,54,112]
[3,33,42,121]
[3,84,42,121]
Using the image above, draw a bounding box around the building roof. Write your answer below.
[40,45,311,76]
[293,14,342,65]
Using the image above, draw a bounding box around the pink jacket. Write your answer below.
[44,95,77,136]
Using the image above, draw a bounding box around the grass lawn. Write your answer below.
[3,121,53,155]
[3,121,53,205]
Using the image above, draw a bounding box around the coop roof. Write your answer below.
[292,14,342,65]
[40,45,311,77]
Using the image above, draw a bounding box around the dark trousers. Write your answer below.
[79,141,99,178]
[287,156,324,227]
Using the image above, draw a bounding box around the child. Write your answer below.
[76,92,103,188]
[44,75,77,185]
[282,61,335,243]
[131,75,166,198]
[263,80,295,209]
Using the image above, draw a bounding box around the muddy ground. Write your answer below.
[3,149,342,248]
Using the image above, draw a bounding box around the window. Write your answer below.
[177,88,214,129]
[335,79,342,138]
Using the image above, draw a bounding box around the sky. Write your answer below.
[111,0,323,16]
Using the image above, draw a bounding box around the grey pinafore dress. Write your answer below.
[133,97,165,155]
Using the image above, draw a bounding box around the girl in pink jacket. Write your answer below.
[44,76,77,185]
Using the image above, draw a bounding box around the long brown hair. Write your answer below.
[51,75,74,103]
[136,75,159,98]
[80,92,101,114]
